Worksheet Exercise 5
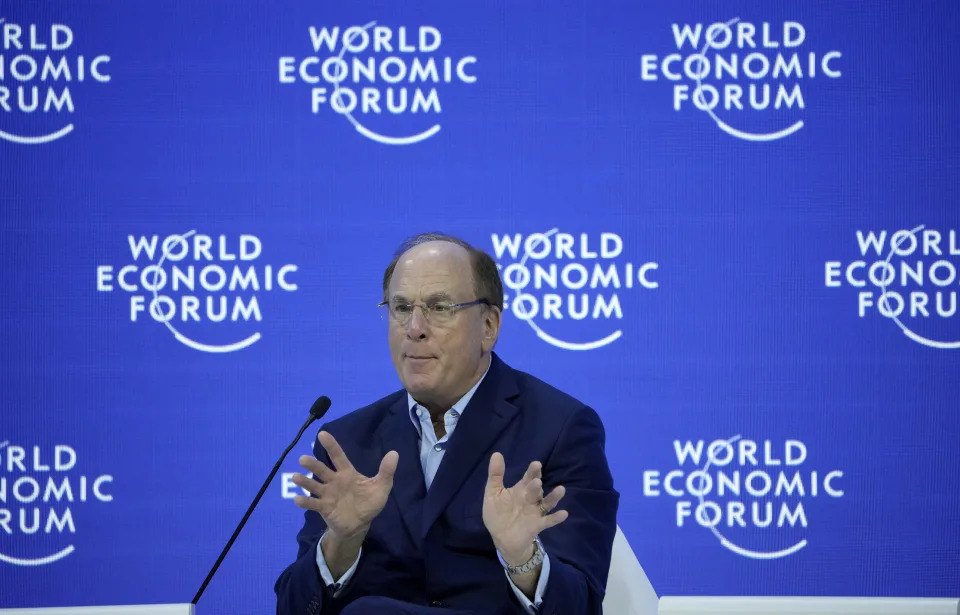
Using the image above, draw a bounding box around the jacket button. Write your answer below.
[430,600,444,607]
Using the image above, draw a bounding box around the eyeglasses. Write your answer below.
[378,298,489,326]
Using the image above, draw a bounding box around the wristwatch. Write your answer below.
[497,536,545,575]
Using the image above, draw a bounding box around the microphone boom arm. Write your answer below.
[192,396,331,605]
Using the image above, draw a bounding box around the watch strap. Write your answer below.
[498,537,544,575]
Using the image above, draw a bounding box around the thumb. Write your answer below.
[377,450,399,489]
[487,452,505,491]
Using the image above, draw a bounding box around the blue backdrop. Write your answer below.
[2,0,958,613]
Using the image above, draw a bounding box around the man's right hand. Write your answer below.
[291,431,399,577]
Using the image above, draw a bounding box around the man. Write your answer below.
[275,233,619,615]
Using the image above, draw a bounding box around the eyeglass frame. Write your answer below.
[378,298,491,325]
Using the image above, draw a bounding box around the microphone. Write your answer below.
[192,395,332,605]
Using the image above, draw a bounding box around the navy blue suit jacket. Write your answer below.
[275,354,619,615]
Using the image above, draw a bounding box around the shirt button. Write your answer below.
[449,410,459,418]
[415,408,422,416]
[434,445,443,452]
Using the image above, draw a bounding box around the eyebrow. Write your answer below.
[391,291,454,304]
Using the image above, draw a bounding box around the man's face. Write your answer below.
[386,241,500,412]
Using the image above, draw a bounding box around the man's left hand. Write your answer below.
[482,452,568,565]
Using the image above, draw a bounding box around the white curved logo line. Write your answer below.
[510,228,622,351]
[332,21,441,146]
[720,538,808,559]
[0,124,75,145]
[149,230,262,353]
[353,123,441,145]
[898,328,960,349]
[0,545,75,566]
[694,18,803,142]
[878,224,960,349]
[171,330,262,353]
[712,119,804,142]
[696,435,807,559]
[532,328,622,351]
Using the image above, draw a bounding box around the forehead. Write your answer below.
[389,241,474,298]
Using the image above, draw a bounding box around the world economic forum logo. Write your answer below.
[277,21,477,145]
[825,226,960,349]
[0,19,111,144]
[490,228,659,351]
[96,230,299,353]
[640,18,842,141]
[0,441,113,566]
[642,436,844,559]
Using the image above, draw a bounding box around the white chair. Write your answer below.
[657,596,960,614]
[0,607,193,615]
[603,525,659,615]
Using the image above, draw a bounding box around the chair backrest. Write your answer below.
[0,606,194,615]
[602,525,659,615]
[658,597,960,615]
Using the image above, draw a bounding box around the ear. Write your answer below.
[482,306,502,351]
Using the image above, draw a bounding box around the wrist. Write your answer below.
[325,525,368,544]
[497,537,544,574]
[499,543,535,567]
[322,527,367,558]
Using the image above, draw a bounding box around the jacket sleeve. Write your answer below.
[536,405,620,615]
[274,515,330,615]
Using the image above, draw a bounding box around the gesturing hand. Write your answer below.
[482,452,568,565]
[291,431,399,540]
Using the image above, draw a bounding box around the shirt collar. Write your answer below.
[407,357,492,430]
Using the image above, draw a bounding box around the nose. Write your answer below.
[405,305,429,340]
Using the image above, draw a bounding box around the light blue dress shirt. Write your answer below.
[315,364,550,613]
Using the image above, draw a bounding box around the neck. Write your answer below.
[415,354,491,418]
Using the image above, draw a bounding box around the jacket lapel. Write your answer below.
[420,355,519,537]
[380,394,427,547]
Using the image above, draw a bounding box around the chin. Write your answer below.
[401,371,436,395]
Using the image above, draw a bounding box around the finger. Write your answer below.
[539,508,569,530]
[292,494,328,514]
[540,485,566,512]
[317,431,355,472]
[377,451,399,490]
[487,452,505,490]
[523,478,543,503]
[298,454,334,482]
[290,472,326,498]
[518,461,542,486]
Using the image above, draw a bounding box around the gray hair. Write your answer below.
[381,232,504,310]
